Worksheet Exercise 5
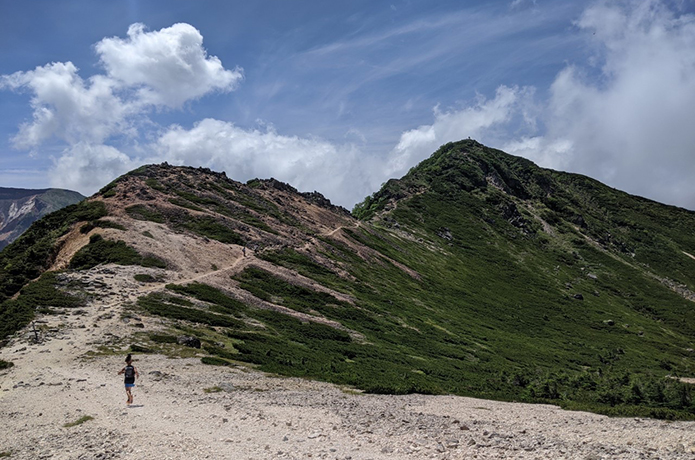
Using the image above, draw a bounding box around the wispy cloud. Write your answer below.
[273,2,579,145]
[301,13,466,58]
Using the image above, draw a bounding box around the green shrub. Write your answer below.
[80,220,126,234]
[0,272,81,340]
[204,386,224,393]
[180,217,244,245]
[234,267,346,314]
[166,283,247,315]
[169,198,204,212]
[129,344,152,353]
[258,248,334,278]
[149,334,178,344]
[145,178,166,191]
[137,293,243,328]
[134,274,158,283]
[0,200,106,302]
[93,220,126,231]
[175,190,220,206]
[0,299,35,341]
[125,205,165,223]
[203,343,238,360]
[69,235,166,270]
[0,360,14,370]
[141,256,166,268]
[63,415,94,427]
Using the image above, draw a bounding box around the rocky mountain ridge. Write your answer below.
[1,140,694,422]
[0,187,84,249]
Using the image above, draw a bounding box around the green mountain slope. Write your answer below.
[1,141,694,419]
[349,140,695,415]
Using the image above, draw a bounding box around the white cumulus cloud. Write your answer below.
[1,62,133,149]
[504,0,695,209]
[50,143,138,192]
[545,0,695,208]
[96,23,243,108]
[148,118,368,207]
[1,22,242,159]
[1,22,255,198]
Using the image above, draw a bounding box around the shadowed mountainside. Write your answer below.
[0,187,85,250]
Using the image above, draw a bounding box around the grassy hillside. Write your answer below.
[1,144,694,419]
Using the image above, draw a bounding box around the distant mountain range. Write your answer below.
[0,187,85,249]
[1,139,694,419]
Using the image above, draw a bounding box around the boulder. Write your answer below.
[437,227,453,241]
[177,336,201,348]
[148,371,164,381]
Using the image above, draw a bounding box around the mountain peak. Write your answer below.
[355,139,547,220]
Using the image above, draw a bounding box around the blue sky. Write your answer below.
[2,0,695,210]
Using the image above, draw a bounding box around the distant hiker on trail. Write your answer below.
[118,353,139,405]
[243,246,246,257]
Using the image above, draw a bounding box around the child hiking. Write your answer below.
[118,353,139,405]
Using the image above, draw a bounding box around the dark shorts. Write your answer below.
[125,383,135,388]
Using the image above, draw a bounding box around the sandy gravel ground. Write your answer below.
[1,266,695,459]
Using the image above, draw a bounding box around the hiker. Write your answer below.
[117,353,139,405]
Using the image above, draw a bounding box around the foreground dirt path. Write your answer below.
[1,266,695,459]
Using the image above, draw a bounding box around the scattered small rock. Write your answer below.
[218,382,235,392]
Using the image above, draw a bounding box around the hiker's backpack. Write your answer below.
[125,365,135,381]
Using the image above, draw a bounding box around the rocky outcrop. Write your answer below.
[177,336,201,348]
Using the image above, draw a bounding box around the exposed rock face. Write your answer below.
[0,187,84,249]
